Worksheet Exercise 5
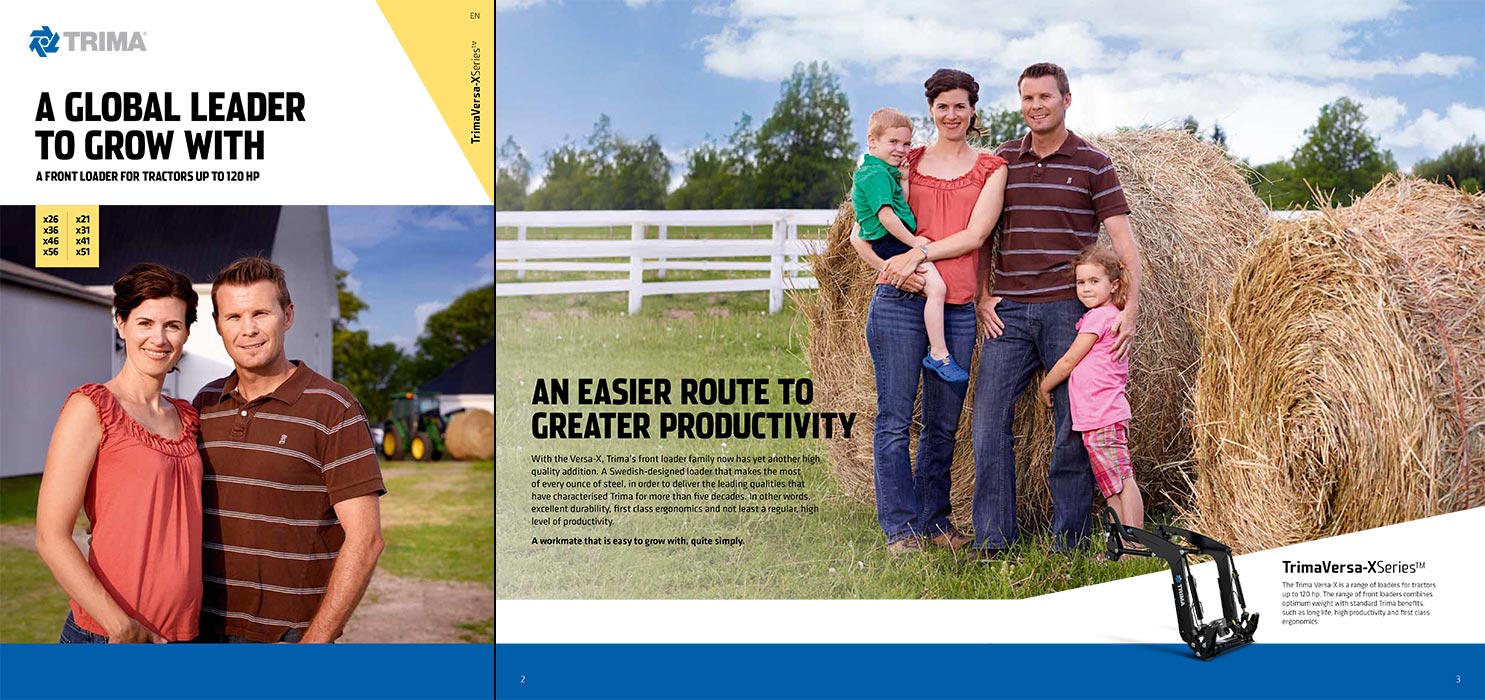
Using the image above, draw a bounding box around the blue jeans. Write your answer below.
[971,297,1094,551]
[198,627,308,643]
[865,285,976,542]
[59,611,109,644]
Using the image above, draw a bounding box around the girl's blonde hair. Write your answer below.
[1071,244,1126,309]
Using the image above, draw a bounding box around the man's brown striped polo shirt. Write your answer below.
[989,131,1131,303]
[193,361,385,642]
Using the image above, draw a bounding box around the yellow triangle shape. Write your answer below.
[376,0,494,203]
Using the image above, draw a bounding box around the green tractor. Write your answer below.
[380,392,447,462]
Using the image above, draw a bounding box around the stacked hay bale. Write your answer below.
[446,409,495,461]
[1192,177,1485,553]
[797,129,1262,533]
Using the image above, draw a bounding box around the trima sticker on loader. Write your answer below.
[1101,507,1260,659]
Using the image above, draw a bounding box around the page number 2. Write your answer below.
[521,675,527,684]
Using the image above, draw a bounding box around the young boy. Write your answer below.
[851,108,968,384]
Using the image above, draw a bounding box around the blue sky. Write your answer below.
[327,206,494,351]
[496,0,1484,188]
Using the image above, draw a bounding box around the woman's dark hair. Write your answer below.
[924,68,983,139]
[113,263,198,326]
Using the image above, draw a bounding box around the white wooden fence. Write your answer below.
[495,210,838,313]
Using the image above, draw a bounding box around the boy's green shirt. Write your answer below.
[852,153,916,241]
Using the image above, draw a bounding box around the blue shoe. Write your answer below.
[923,353,970,384]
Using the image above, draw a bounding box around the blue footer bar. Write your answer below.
[496,643,1484,699]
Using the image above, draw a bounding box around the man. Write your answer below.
[193,257,385,642]
[971,62,1143,557]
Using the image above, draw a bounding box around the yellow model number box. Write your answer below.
[35,206,100,268]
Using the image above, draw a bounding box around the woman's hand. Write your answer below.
[106,616,162,644]
[978,295,1005,339]
[881,250,924,288]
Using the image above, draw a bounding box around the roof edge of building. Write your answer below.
[0,260,113,306]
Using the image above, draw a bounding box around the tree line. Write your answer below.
[332,271,494,422]
[496,63,1483,213]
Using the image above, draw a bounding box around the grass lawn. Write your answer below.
[458,617,493,643]
[0,544,69,643]
[0,475,42,525]
[380,461,494,587]
[496,295,1170,599]
[0,460,495,643]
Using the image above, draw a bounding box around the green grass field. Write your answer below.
[0,544,70,643]
[0,460,493,643]
[0,475,42,525]
[381,462,494,586]
[496,294,1168,599]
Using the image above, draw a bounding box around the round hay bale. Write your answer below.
[445,409,495,461]
[797,129,1262,534]
[1192,177,1485,553]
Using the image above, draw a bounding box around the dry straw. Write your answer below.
[446,409,495,461]
[1192,176,1485,553]
[795,129,1263,534]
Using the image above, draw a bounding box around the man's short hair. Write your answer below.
[867,108,913,139]
[211,256,292,316]
[1018,62,1070,97]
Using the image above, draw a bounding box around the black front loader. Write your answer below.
[1102,507,1260,660]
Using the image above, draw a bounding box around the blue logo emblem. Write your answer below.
[29,26,59,57]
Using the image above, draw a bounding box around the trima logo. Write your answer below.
[28,26,59,57]
[27,27,147,57]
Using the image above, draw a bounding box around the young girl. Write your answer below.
[1037,245,1144,543]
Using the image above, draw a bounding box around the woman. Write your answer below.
[35,263,203,643]
[853,68,1007,557]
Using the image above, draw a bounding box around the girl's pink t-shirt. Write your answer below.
[67,384,203,642]
[1069,305,1131,432]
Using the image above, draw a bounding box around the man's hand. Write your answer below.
[300,494,384,643]
[978,295,1004,339]
[1109,305,1138,359]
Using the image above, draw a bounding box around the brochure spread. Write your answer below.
[0,2,493,699]
[495,3,1483,699]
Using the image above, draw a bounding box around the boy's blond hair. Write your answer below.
[868,108,913,139]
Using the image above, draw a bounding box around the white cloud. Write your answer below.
[415,300,451,331]
[471,251,496,289]
[389,335,417,353]
[1358,96,1408,134]
[344,273,363,294]
[695,2,1480,166]
[330,207,415,248]
[497,0,551,11]
[1384,104,1485,153]
[332,242,359,270]
[420,210,468,231]
[502,0,657,12]
[414,207,493,232]
[697,2,1469,83]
